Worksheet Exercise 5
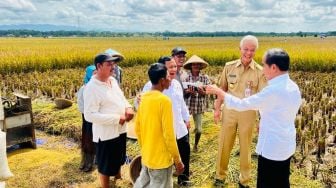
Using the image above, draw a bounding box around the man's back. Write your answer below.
[256,74,301,160]
[135,90,180,169]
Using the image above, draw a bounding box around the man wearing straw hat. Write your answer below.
[181,55,211,152]
[213,35,267,188]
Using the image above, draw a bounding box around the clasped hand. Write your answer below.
[119,107,134,125]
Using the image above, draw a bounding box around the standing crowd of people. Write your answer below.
[77,35,302,188]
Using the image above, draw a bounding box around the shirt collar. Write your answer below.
[268,73,289,85]
[236,59,256,70]
[92,75,114,86]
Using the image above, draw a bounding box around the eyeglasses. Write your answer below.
[103,61,116,66]
[175,54,186,58]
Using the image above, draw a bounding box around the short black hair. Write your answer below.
[157,56,172,65]
[148,63,167,85]
[264,48,290,71]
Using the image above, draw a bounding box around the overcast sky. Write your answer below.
[0,0,335,32]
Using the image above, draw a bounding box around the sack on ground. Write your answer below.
[0,131,13,180]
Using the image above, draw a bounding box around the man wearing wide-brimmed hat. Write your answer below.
[181,55,211,153]
[213,35,267,188]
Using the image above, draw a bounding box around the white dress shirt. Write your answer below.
[0,92,4,121]
[224,73,302,161]
[143,79,190,139]
[77,85,84,114]
[84,76,132,142]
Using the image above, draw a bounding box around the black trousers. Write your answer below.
[257,155,291,188]
[95,136,124,176]
[81,114,95,154]
[177,133,190,183]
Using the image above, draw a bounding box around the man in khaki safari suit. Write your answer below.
[213,35,267,188]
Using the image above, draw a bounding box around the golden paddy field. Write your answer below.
[1,37,335,187]
[0,37,335,74]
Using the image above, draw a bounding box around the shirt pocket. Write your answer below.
[227,74,238,89]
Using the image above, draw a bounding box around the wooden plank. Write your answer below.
[13,92,30,99]
[5,113,31,129]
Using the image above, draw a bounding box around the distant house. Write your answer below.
[320,33,327,39]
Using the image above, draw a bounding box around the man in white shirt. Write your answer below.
[206,48,302,188]
[84,53,134,188]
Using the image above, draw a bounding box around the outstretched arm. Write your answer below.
[207,84,225,124]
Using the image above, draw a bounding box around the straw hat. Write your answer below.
[183,55,208,70]
[129,155,142,184]
[104,48,125,62]
[54,98,72,109]
[126,114,137,139]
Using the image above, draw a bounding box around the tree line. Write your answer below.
[0,30,335,37]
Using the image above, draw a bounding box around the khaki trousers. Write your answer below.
[216,107,256,185]
[134,165,173,188]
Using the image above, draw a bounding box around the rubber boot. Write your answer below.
[79,151,85,170]
[193,133,201,152]
[83,153,94,172]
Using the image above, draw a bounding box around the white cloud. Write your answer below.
[0,0,36,12]
[55,7,78,19]
[86,1,105,12]
[0,0,334,32]
[247,0,277,10]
